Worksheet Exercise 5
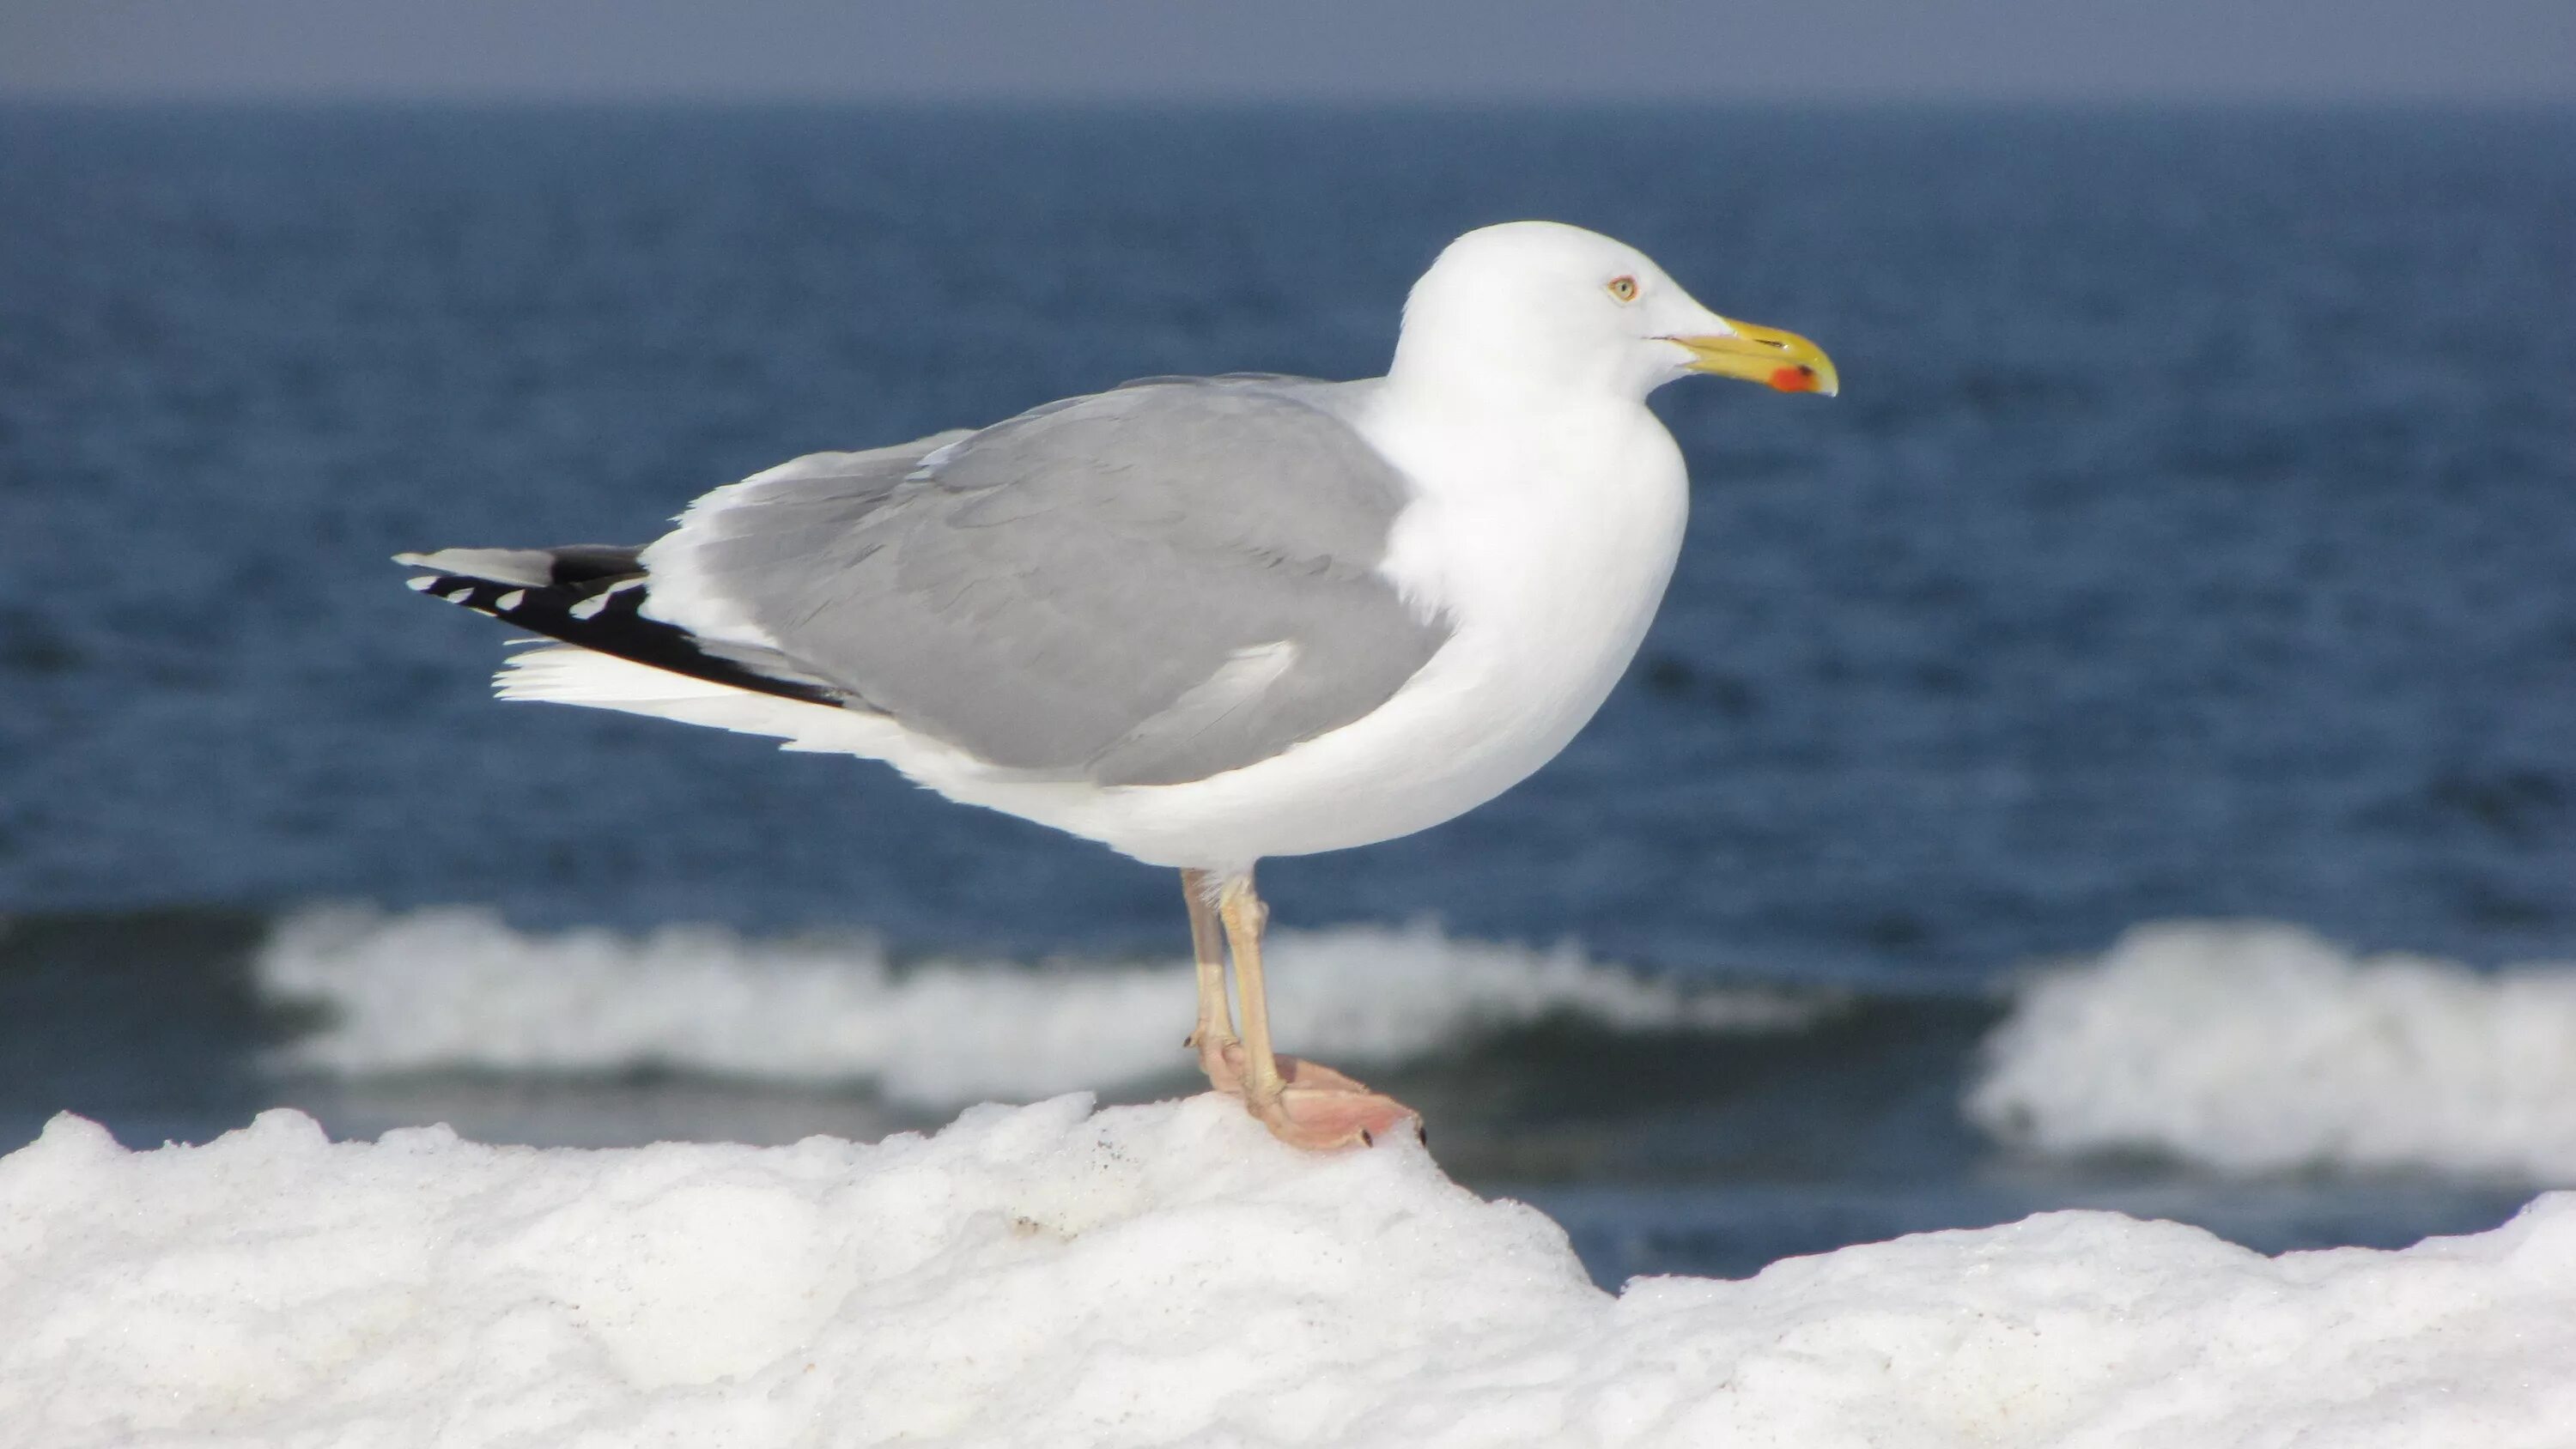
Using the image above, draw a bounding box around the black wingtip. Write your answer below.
[404,559,845,711]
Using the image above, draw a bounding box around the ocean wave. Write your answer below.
[257,906,1818,1105]
[1969,923,2576,1182]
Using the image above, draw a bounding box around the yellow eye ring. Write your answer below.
[1607,276,1639,302]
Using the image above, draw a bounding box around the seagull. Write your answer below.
[398,221,1837,1151]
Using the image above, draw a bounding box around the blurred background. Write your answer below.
[3,2,2571,1285]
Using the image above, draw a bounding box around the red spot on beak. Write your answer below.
[1768,366,1817,393]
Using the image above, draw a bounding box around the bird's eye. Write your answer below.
[1606,276,1639,302]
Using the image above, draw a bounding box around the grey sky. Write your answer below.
[3,0,2569,105]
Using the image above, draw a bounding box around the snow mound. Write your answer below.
[2,1098,2570,1448]
[1969,922,2576,1180]
[257,906,1812,1103]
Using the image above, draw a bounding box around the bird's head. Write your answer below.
[1393,221,1838,407]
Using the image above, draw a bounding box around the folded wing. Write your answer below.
[414,379,1452,788]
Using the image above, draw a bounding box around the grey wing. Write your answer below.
[641,379,1452,787]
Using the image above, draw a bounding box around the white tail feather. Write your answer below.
[495,646,896,756]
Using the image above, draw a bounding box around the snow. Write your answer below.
[4,1095,2572,1448]
[257,906,1814,1103]
[1970,922,2576,1181]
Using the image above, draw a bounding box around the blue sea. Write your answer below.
[3,105,2570,1283]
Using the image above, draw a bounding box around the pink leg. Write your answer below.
[1181,868,1243,1094]
[1217,870,1420,1151]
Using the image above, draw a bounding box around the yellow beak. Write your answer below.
[1673,320,1839,397]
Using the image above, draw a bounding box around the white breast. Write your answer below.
[1374,396,1690,780]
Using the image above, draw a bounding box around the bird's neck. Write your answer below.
[1384,328,1640,417]
[1367,366,1665,499]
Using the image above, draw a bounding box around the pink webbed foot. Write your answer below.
[1192,1039,1419,1150]
[1247,1056,1421,1152]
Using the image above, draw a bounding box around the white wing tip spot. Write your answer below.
[495,590,527,611]
[405,575,439,591]
[568,594,610,621]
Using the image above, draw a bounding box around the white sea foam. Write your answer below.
[1969,922,2576,1181]
[3,1098,2568,1447]
[258,906,1812,1104]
